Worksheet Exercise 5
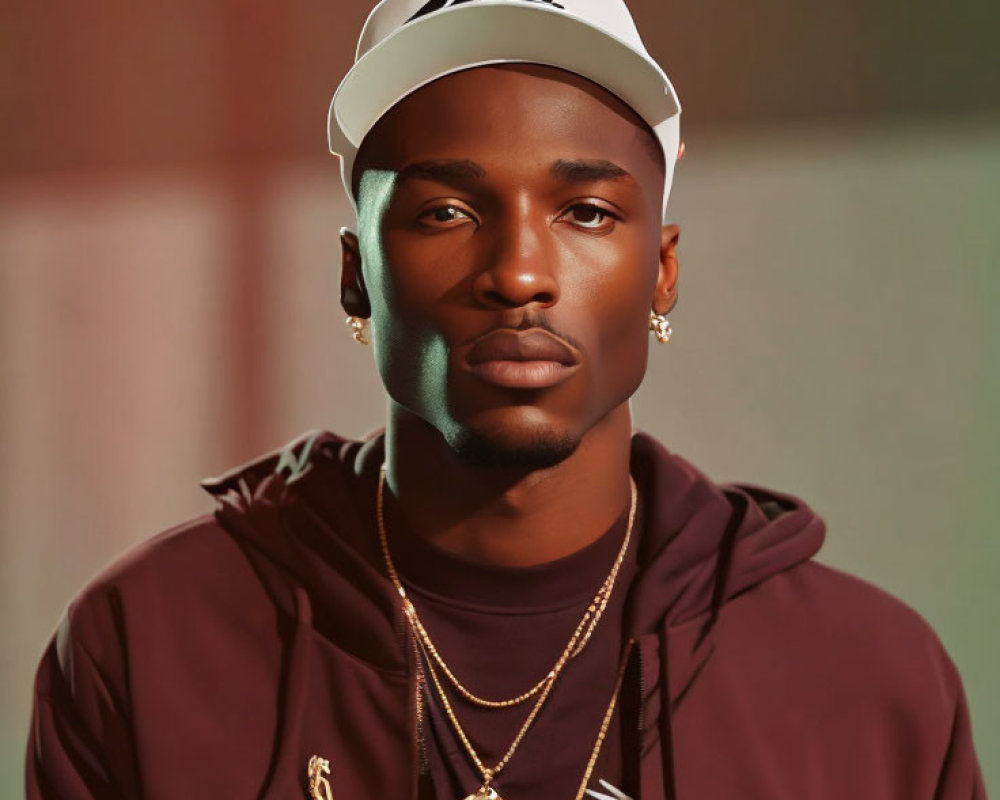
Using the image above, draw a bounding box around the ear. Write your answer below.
[654,224,680,314]
[340,227,371,318]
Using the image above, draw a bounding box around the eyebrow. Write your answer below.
[550,159,630,183]
[396,159,486,186]
[392,157,632,189]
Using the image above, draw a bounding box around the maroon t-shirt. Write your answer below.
[388,500,641,799]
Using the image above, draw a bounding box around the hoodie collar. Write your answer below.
[202,429,825,673]
[623,434,825,712]
[625,433,825,635]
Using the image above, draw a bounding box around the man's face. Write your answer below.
[342,64,677,467]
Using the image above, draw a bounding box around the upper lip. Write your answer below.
[466,329,579,366]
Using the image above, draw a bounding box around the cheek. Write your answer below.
[373,229,468,316]
[572,238,658,392]
[366,239,460,412]
[598,291,652,383]
[574,237,658,337]
[370,311,452,420]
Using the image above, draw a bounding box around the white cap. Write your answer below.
[328,0,682,222]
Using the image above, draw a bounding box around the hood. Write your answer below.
[202,430,403,670]
[626,433,825,636]
[201,429,825,668]
[624,435,825,800]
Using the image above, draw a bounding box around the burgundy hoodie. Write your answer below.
[26,430,986,798]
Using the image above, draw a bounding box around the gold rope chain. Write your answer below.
[376,465,637,709]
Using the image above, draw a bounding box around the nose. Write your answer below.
[471,207,559,310]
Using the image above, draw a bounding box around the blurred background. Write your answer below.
[2,0,997,792]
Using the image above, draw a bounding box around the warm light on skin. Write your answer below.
[338,63,680,566]
[344,65,677,454]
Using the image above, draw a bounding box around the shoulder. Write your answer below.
[60,513,273,660]
[747,559,933,625]
[31,512,297,793]
[91,513,246,587]
[83,511,252,590]
[762,560,950,659]
[62,427,377,654]
[703,559,985,788]
[723,559,964,713]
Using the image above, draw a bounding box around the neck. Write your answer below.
[382,405,635,567]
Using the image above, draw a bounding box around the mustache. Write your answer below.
[483,313,583,354]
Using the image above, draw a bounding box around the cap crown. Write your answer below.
[358,0,648,62]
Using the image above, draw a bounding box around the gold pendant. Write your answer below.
[307,755,334,800]
[463,787,501,800]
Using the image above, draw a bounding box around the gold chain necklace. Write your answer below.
[376,465,636,708]
[415,634,629,800]
[376,465,637,798]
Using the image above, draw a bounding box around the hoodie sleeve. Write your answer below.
[26,603,140,799]
[934,656,988,800]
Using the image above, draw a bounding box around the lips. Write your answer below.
[464,329,580,389]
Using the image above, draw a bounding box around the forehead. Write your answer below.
[353,63,665,190]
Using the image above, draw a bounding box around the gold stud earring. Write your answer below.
[649,311,672,344]
[346,316,370,345]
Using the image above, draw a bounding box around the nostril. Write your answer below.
[482,288,555,309]
[483,289,518,308]
[472,256,560,309]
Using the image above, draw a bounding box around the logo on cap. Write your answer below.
[407,0,565,24]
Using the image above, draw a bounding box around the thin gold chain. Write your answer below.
[415,632,630,799]
[377,465,637,709]
[572,654,629,800]
[419,633,554,785]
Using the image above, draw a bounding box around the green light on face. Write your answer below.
[355,168,397,324]
[416,334,451,420]
[355,168,453,425]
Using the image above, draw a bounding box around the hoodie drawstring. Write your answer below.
[258,587,314,799]
[658,649,678,800]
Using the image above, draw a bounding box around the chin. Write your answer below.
[445,424,581,470]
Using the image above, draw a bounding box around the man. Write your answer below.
[27,0,986,798]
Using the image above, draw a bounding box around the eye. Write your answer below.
[417,204,476,229]
[559,203,618,232]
